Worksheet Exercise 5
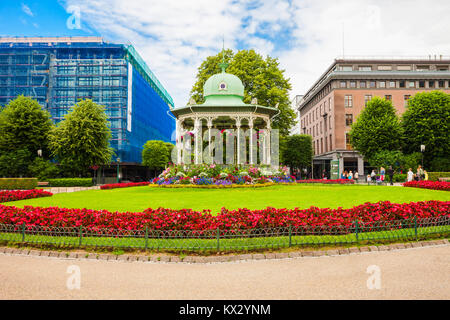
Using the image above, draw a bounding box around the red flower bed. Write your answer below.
[100,182,151,190]
[403,181,450,191]
[0,190,53,203]
[297,179,355,184]
[0,201,448,232]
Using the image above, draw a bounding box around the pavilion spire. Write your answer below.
[218,35,228,73]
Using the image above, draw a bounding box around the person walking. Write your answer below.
[380,167,385,182]
[407,168,414,182]
[348,171,353,180]
[424,170,429,181]
[417,165,424,181]
[387,166,394,186]
[354,171,359,181]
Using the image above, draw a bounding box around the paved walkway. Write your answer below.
[42,186,100,194]
[1,244,448,300]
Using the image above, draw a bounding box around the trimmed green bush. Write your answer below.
[0,178,37,190]
[393,174,407,183]
[427,172,450,182]
[47,178,93,187]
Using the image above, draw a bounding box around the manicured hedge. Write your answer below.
[47,178,93,187]
[0,190,53,203]
[0,178,38,190]
[427,172,450,182]
[0,200,448,232]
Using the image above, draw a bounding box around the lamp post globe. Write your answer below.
[116,158,121,183]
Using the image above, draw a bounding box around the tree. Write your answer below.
[190,49,296,136]
[142,140,171,177]
[164,142,175,163]
[49,99,114,176]
[281,135,313,172]
[0,95,53,176]
[401,91,450,170]
[349,97,403,160]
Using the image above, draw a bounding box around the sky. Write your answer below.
[1,0,450,107]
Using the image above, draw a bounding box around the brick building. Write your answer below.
[297,57,450,179]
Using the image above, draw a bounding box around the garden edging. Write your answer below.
[1,239,448,264]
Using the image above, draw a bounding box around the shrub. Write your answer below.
[0,190,52,203]
[393,174,407,183]
[0,178,38,190]
[427,172,450,182]
[47,178,93,187]
[28,157,60,181]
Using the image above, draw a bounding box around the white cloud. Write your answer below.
[21,3,34,17]
[61,0,450,107]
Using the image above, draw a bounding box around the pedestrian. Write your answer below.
[380,167,385,182]
[371,170,376,182]
[387,166,394,186]
[354,171,359,181]
[348,171,353,180]
[367,174,372,183]
[417,165,424,181]
[407,168,414,182]
[424,170,428,181]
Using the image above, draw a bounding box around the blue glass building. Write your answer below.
[0,36,175,165]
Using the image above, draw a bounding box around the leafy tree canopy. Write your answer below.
[281,134,313,170]
[49,99,114,176]
[0,95,53,158]
[401,91,450,168]
[142,140,171,171]
[190,49,296,136]
[349,97,403,160]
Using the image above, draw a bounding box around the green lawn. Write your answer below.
[3,184,450,214]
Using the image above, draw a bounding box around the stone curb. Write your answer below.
[1,240,448,264]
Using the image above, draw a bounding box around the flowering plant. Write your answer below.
[0,190,53,203]
[296,179,355,184]
[100,182,151,190]
[403,181,450,191]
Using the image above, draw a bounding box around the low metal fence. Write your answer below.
[0,216,449,252]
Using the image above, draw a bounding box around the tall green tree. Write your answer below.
[0,95,53,156]
[0,95,53,177]
[49,99,113,176]
[401,91,450,170]
[142,140,171,177]
[349,97,403,160]
[190,49,296,136]
[281,134,313,172]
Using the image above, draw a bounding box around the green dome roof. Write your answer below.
[202,67,246,106]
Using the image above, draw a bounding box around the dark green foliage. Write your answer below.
[281,135,313,170]
[27,157,60,181]
[47,178,93,187]
[0,178,38,190]
[402,91,450,168]
[429,157,450,172]
[49,99,114,176]
[142,140,171,170]
[369,151,421,173]
[349,97,403,160]
[190,49,296,136]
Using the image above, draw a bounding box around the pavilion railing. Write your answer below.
[0,215,449,252]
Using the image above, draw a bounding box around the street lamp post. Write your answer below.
[116,158,121,184]
[420,145,425,168]
[337,152,341,179]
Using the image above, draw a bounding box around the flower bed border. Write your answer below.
[403,180,450,191]
[0,190,53,203]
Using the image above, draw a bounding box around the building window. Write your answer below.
[328,97,332,111]
[345,133,352,150]
[437,66,449,71]
[369,81,376,88]
[340,81,347,88]
[416,65,430,71]
[398,65,412,71]
[399,80,406,88]
[438,80,445,88]
[389,81,396,88]
[350,81,356,88]
[340,65,353,71]
[359,66,372,71]
[404,95,411,107]
[379,81,386,88]
[419,80,426,88]
[378,65,392,71]
[429,80,435,88]
[329,134,332,150]
[385,95,392,101]
[409,81,416,88]
[364,95,372,106]
[345,114,353,126]
[360,81,366,88]
[344,95,353,108]
[320,138,323,154]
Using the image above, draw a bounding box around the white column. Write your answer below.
[236,119,241,165]
[194,118,200,164]
[176,119,182,164]
[207,119,213,164]
[249,122,254,165]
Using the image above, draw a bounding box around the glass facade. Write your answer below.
[0,38,175,163]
